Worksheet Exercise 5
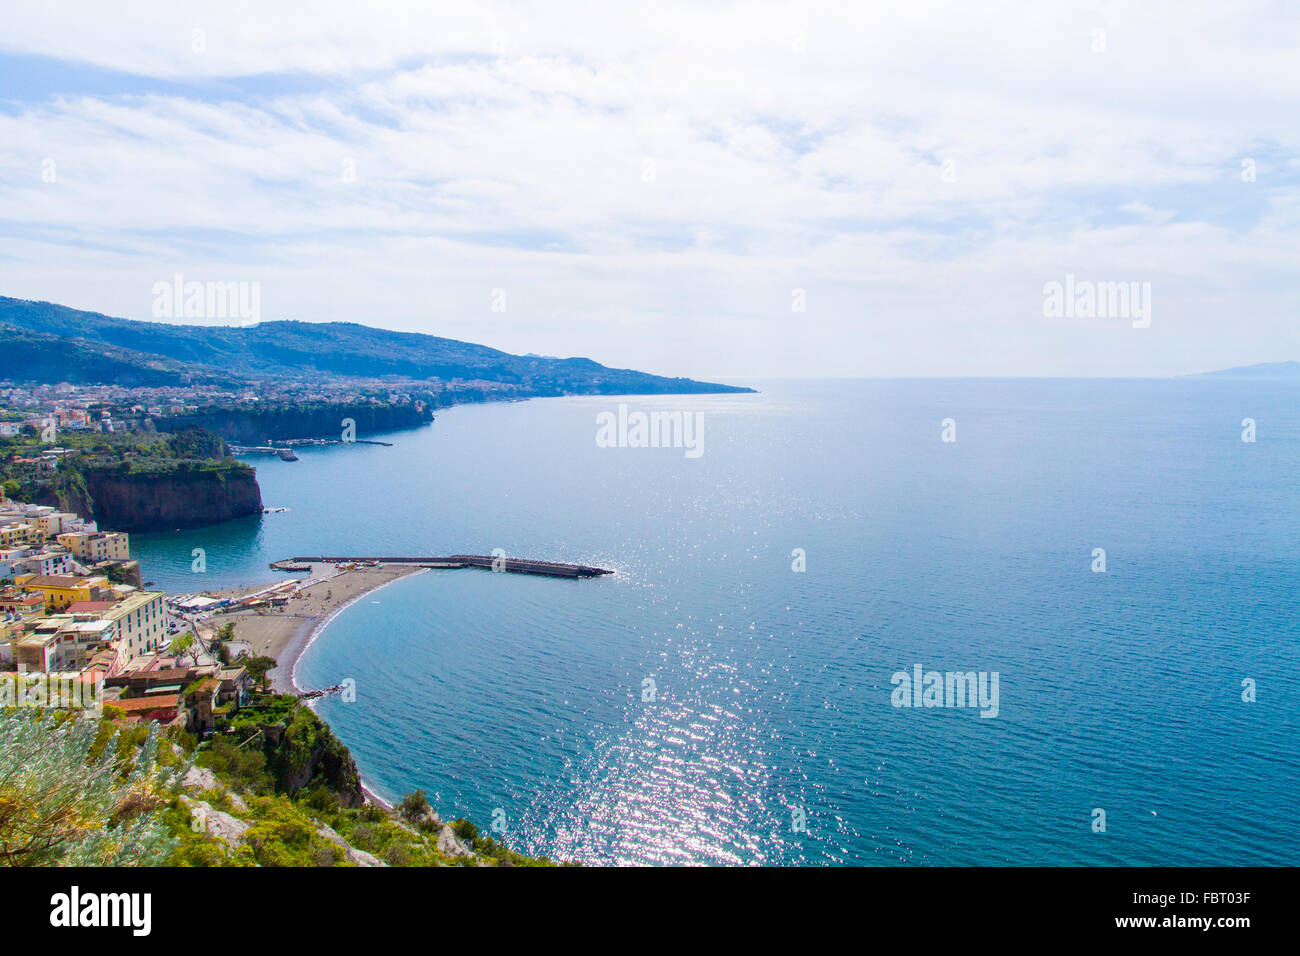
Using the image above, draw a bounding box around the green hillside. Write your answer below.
[0,296,752,394]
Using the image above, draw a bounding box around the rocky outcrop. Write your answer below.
[182,766,219,791]
[181,767,248,812]
[437,825,474,858]
[260,704,365,808]
[81,465,262,532]
[181,796,251,846]
[315,822,387,867]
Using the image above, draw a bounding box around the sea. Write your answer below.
[131,379,1300,866]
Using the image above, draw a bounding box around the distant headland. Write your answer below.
[0,295,755,396]
[1183,360,1300,380]
[0,294,754,532]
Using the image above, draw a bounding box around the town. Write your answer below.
[0,496,256,732]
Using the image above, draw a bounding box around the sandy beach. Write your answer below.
[198,564,424,693]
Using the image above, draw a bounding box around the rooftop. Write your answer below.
[15,574,105,589]
[110,694,180,713]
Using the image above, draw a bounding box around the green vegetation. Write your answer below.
[178,691,560,867]
[2,294,753,396]
[400,789,432,823]
[170,632,199,666]
[239,655,276,692]
[0,693,563,867]
[0,710,184,865]
[450,818,479,842]
[0,425,251,513]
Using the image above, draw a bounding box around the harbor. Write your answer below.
[230,437,395,459]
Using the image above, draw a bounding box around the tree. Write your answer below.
[238,655,277,691]
[400,790,432,824]
[170,632,200,666]
[0,711,183,866]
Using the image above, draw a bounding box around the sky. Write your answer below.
[0,1,1296,381]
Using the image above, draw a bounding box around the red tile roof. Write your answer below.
[111,694,179,713]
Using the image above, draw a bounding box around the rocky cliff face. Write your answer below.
[261,705,365,809]
[83,467,263,532]
[156,402,433,444]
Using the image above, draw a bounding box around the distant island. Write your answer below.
[1184,360,1300,379]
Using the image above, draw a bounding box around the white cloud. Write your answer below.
[0,0,1296,377]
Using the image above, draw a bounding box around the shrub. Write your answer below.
[0,710,184,866]
[301,786,337,814]
[196,737,273,794]
[450,818,478,842]
[400,789,432,823]
[385,842,414,866]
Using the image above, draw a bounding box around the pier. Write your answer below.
[270,555,614,578]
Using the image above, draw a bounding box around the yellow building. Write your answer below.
[0,523,41,549]
[31,512,80,540]
[12,574,110,611]
[56,531,130,562]
[0,609,43,665]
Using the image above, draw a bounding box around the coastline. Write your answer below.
[282,567,426,809]
[197,563,425,694]
[285,565,429,693]
[198,562,425,808]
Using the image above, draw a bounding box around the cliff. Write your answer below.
[20,429,264,534]
[156,402,433,443]
[255,699,365,808]
[81,465,263,532]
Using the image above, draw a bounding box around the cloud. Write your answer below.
[0,1,1296,377]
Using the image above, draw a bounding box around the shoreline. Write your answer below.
[197,562,426,808]
[289,568,426,809]
[195,563,425,694]
[285,566,429,694]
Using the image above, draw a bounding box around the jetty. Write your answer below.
[231,438,393,457]
[230,445,298,461]
[270,555,614,578]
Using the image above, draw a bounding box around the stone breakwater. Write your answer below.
[273,554,614,578]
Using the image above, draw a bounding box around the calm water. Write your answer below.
[133,380,1300,865]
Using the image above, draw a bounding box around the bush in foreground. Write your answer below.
[0,710,184,866]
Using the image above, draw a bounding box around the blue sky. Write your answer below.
[0,1,1297,379]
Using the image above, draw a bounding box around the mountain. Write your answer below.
[1186,361,1300,379]
[0,296,752,394]
[0,325,241,387]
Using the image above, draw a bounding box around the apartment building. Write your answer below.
[57,531,130,563]
[12,573,110,611]
[31,511,81,538]
[15,550,74,577]
[0,523,40,549]
[68,590,168,661]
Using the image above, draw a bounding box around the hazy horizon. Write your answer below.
[5,294,1295,383]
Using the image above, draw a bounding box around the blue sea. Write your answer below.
[132,380,1300,865]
